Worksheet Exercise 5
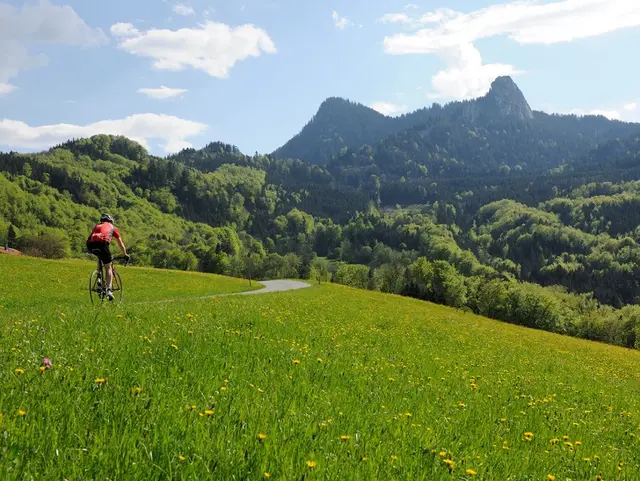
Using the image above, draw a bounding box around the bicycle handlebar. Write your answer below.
[112,256,131,266]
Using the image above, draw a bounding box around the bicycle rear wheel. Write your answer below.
[111,270,123,304]
[89,270,103,305]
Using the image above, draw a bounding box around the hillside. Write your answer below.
[1,255,639,480]
[272,76,639,166]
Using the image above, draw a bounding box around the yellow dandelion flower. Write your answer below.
[361,456,367,461]
[17,409,26,416]
[171,344,179,350]
[15,368,24,375]
[264,473,271,478]
[292,359,300,365]
[574,441,582,446]
[438,451,447,457]
[391,455,398,461]
[258,433,267,440]
[458,402,465,408]
[134,387,142,394]
[523,432,534,441]
[547,475,556,481]
[178,455,185,462]
[95,378,105,384]
[306,460,317,468]
[340,435,351,440]
[563,435,569,441]
[39,366,46,372]
[443,459,455,468]
[550,438,559,445]
[204,409,214,416]
[466,469,477,476]
[220,386,228,391]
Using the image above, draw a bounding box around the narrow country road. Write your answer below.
[132,279,312,305]
[236,280,312,295]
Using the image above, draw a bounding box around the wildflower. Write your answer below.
[14,368,24,375]
[204,410,214,416]
[178,455,185,462]
[438,451,447,457]
[317,357,323,363]
[391,455,398,461]
[523,432,534,441]
[292,359,300,365]
[340,435,351,440]
[306,460,317,468]
[133,387,142,394]
[466,469,477,476]
[264,473,271,478]
[258,433,267,441]
[361,456,367,461]
[171,344,179,350]
[443,459,455,469]
[550,438,559,445]
[95,378,105,384]
[574,441,582,446]
[43,358,52,370]
[39,366,46,372]
[547,475,556,481]
[17,409,26,416]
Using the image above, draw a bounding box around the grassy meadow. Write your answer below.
[1,255,639,480]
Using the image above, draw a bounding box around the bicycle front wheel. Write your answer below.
[111,270,124,304]
[89,270,103,305]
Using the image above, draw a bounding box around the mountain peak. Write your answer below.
[482,76,534,121]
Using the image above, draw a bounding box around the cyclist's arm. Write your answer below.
[115,237,128,257]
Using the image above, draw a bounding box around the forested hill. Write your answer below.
[4,84,640,349]
[272,76,639,166]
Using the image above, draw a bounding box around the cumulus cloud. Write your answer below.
[138,86,187,99]
[110,21,276,78]
[0,82,16,95]
[378,13,412,24]
[0,114,207,154]
[624,102,637,112]
[173,3,195,16]
[332,10,353,29]
[381,0,640,100]
[370,102,409,116]
[0,1,106,87]
[569,108,622,120]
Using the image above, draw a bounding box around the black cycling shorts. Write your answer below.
[87,241,113,265]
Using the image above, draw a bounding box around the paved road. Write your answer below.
[237,280,311,295]
[133,279,312,305]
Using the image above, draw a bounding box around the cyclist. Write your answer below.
[86,213,129,301]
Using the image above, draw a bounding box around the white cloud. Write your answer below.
[332,10,353,29]
[381,0,640,101]
[569,108,622,120]
[138,86,187,99]
[378,13,412,24]
[0,1,106,86]
[0,82,16,95]
[0,114,207,154]
[370,102,409,116]
[404,4,419,10]
[173,3,195,16]
[623,102,637,112]
[111,21,276,78]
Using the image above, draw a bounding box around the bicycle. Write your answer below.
[89,254,130,305]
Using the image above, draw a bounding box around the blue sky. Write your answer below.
[0,0,639,156]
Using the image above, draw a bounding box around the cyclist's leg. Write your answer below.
[105,262,114,290]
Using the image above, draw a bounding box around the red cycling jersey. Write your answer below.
[88,222,121,244]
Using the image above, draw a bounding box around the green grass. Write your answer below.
[1,256,640,480]
[0,255,258,310]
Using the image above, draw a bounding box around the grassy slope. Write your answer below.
[0,255,258,309]
[1,258,639,480]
